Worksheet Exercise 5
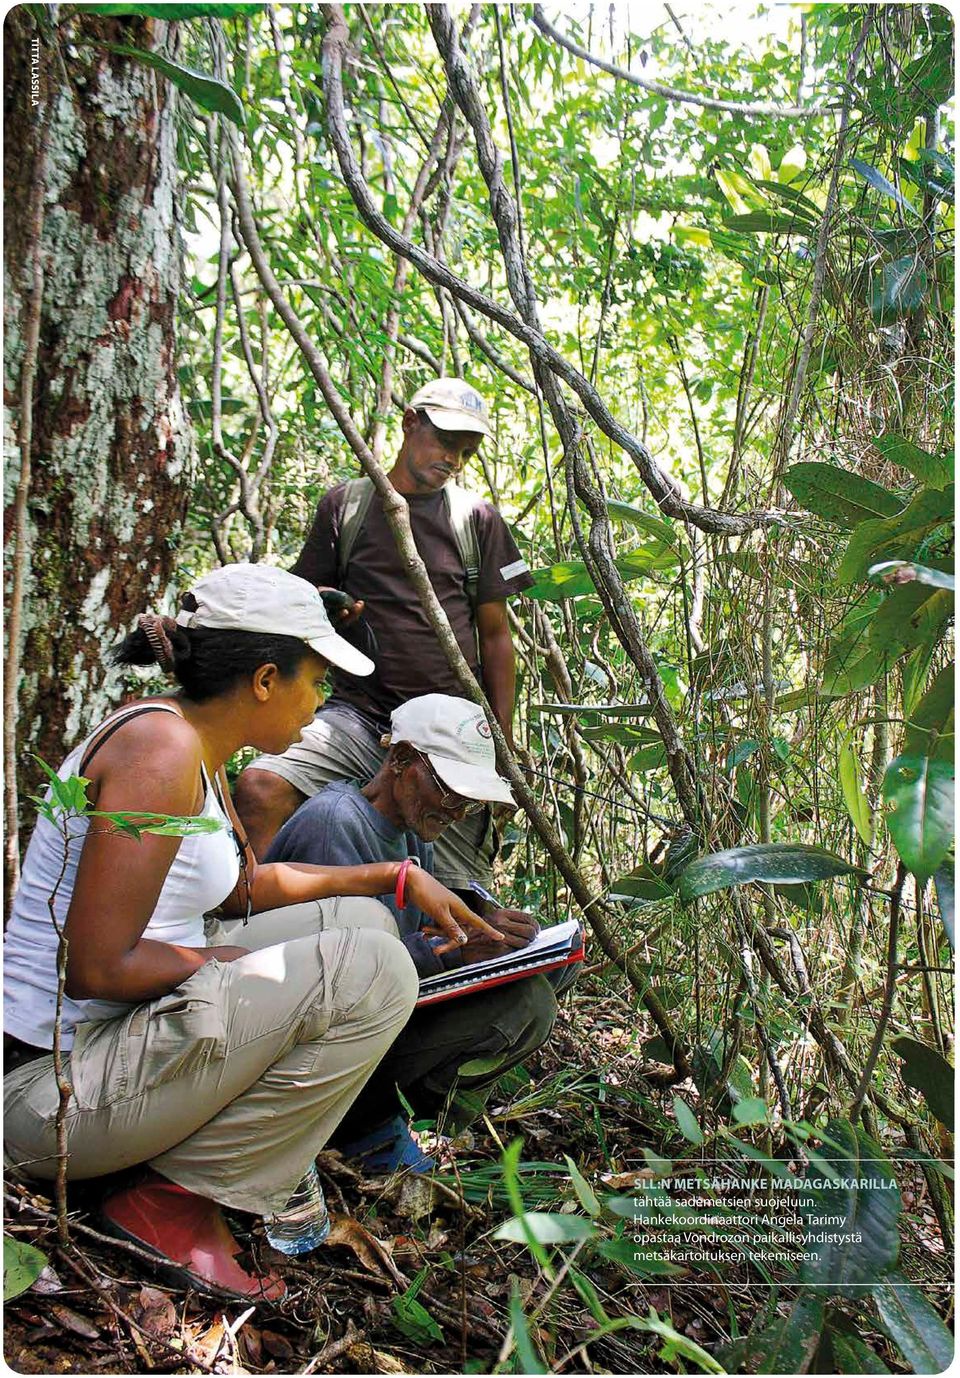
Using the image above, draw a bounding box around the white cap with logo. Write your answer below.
[387,693,514,804]
[408,378,494,439]
[176,563,375,678]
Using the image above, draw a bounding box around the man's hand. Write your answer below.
[407,869,505,955]
[317,586,365,627]
[454,907,539,964]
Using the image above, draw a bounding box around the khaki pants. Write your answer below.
[3,898,417,1216]
[249,701,498,888]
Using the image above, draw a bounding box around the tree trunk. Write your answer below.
[4,12,194,876]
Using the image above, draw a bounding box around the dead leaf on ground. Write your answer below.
[49,1304,101,1341]
[347,1340,414,1373]
[30,1265,63,1295]
[130,1284,177,1337]
[600,1169,659,1189]
[260,1328,296,1360]
[325,1215,406,1286]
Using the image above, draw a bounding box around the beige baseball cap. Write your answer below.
[408,378,494,439]
[176,563,375,678]
[386,694,514,804]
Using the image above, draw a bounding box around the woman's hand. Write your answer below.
[407,869,505,955]
[204,945,251,964]
[454,907,539,964]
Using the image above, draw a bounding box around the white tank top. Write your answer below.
[3,703,240,1050]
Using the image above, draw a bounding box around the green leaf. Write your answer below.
[873,1276,954,1374]
[867,584,954,658]
[391,1290,444,1345]
[563,1155,601,1216]
[609,867,673,905]
[869,256,928,324]
[595,1237,686,1277]
[825,1314,892,1373]
[799,1119,901,1296]
[731,1097,769,1126]
[494,1211,596,1244]
[934,863,954,951]
[871,435,953,490]
[882,754,955,883]
[836,485,954,584]
[716,1296,825,1374]
[527,542,679,601]
[4,1236,47,1301]
[722,210,815,235]
[509,1284,547,1373]
[869,561,955,591]
[840,739,874,846]
[604,500,680,546]
[891,1036,954,1130]
[677,843,866,904]
[784,463,903,528]
[851,158,915,212]
[904,662,954,761]
[672,1095,703,1144]
[99,43,245,126]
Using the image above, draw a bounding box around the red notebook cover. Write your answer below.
[415,932,585,1008]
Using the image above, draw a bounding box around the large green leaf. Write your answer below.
[840,738,874,845]
[715,1297,825,1374]
[837,485,955,584]
[904,662,954,762]
[494,1212,596,1244]
[934,863,954,951]
[4,1236,47,1301]
[891,1036,954,1130]
[851,157,915,212]
[871,435,953,490]
[722,211,815,235]
[609,866,673,905]
[873,1276,954,1374]
[869,256,928,324]
[866,583,953,658]
[882,754,955,883]
[824,1313,893,1373]
[799,1120,901,1296]
[677,843,866,904]
[528,541,678,601]
[672,1095,703,1144]
[784,463,903,528]
[604,500,680,546]
[100,43,245,126]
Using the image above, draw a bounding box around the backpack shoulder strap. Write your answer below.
[443,483,481,610]
[336,477,376,583]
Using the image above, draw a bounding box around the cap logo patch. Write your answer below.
[477,719,492,738]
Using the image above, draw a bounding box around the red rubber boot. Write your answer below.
[101,1170,286,1301]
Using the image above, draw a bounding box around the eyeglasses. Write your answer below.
[417,752,484,815]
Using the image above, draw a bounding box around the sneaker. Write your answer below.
[339,1115,435,1175]
[101,1170,285,1301]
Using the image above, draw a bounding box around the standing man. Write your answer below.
[235,379,533,891]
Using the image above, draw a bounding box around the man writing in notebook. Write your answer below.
[265,695,564,1171]
[235,379,534,895]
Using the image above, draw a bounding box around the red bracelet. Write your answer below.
[395,857,419,909]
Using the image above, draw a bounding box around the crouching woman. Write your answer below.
[3,563,500,1300]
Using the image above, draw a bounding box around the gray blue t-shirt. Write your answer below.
[265,780,460,977]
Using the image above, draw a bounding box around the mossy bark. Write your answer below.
[4,11,193,844]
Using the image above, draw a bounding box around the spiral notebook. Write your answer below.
[415,918,584,1007]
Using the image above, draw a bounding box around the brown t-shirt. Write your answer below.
[292,482,534,722]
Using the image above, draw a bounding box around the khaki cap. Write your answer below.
[408,378,493,439]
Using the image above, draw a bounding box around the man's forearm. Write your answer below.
[479,624,517,744]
